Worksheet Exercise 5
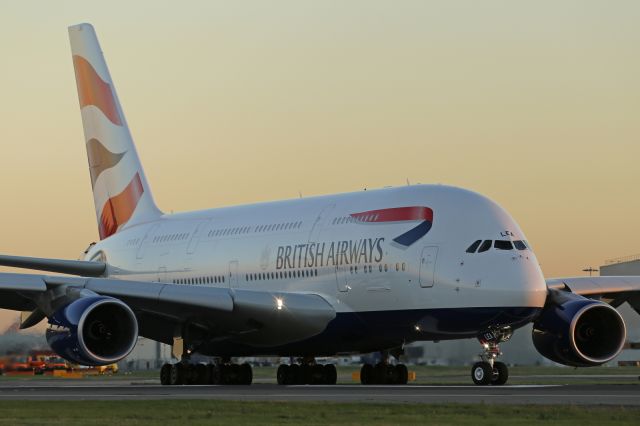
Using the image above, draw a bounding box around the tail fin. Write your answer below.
[68,23,161,239]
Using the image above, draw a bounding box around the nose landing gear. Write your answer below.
[471,326,512,386]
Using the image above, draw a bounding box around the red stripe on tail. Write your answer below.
[72,55,122,126]
[99,173,144,239]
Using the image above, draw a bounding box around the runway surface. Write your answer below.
[0,380,638,404]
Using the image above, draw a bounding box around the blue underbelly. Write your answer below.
[200,306,541,357]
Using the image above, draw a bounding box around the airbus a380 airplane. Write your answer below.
[1,23,638,386]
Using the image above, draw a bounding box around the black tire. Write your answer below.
[308,365,322,385]
[195,364,209,385]
[169,363,184,385]
[186,364,198,385]
[239,363,253,385]
[471,362,492,386]
[211,364,222,384]
[301,364,312,385]
[230,364,241,385]
[277,364,289,385]
[218,364,230,385]
[374,363,387,384]
[160,363,172,385]
[491,361,508,386]
[395,364,408,385]
[323,364,337,385]
[206,364,216,384]
[360,363,373,385]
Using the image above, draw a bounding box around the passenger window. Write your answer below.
[514,240,527,250]
[494,240,513,250]
[466,240,482,253]
[478,240,492,253]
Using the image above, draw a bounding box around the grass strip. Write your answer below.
[0,400,638,425]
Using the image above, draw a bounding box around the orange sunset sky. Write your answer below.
[0,1,639,329]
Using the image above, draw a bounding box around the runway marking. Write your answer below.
[0,394,638,399]
[0,384,561,389]
[288,385,561,389]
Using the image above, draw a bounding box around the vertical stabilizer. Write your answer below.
[69,23,161,240]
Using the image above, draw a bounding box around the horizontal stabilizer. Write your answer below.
[0,254,106,277]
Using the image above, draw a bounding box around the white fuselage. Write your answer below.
[84,184,547,354]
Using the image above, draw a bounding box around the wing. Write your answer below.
[0,253,106,276]
[0,272,336,347]
[546,276,640,314]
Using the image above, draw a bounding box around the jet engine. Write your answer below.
[46,295,138,366]
[532,290,626,367]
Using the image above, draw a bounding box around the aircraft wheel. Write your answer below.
[360,363,373,385]
[230,363,241,384]
[374,363,388,384]
[395,364,408,385]
[323,364,337,385]
[310,364,324,384]
[239,363,253,385]
[206,364,217,384]
[471,362,492,386]
[301,364,313,385]
[491,361,509,386]
[288,364,301,384]
[169,363,184,385]
[195,364,209,385]
[160,363,171,385]
[277,364,290,385]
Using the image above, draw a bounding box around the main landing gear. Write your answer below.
[276,358,337,385]
[359,350,409,385]
[471,326,512,386]
[160,361,253,385]
[360,362,408,385]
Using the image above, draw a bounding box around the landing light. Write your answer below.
[414,325,421,332]
[276,298,284,311]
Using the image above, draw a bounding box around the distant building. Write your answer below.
[119,337,173,371]
[600,255,640,362]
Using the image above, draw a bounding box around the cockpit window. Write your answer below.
[477,240,492,253]
[513,240,527,250]
[467,239,530,253]
[494,240,513,250]
[466,240,482,253]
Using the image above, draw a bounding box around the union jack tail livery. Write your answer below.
[69,23,161,240]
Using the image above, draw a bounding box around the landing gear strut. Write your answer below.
[276,358,337,385]
[471,326,511,386]
[160,360,253,385]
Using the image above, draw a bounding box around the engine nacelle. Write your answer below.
[46,295,138,366]
[532,291,626,367]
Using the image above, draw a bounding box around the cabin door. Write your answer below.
[228,260,239,289]
[419,246,438,288]
[335,265,349,292]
